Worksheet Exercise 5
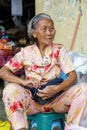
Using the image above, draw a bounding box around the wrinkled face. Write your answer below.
[33,18,56,46]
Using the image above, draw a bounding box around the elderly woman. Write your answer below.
[0,13,87,130]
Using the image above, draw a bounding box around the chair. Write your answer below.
[27,112,66,130]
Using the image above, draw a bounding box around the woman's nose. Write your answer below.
[46,29,51,35]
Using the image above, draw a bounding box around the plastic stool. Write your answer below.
[27,112,65,130]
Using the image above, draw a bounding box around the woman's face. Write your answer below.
[33,18,56,46]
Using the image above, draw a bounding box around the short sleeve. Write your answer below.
[5,48,24,73]
[58,45,75,74]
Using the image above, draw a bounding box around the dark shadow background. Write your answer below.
[0,0,35,30]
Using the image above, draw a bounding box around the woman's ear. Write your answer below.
[32,31,37,38]
[33,35,36,38]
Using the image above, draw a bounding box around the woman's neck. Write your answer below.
[37,43,48,57]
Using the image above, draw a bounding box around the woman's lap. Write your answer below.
[2,82,87,129]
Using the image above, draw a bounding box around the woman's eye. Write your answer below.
[41,28,46,31]
[50,27,54,30]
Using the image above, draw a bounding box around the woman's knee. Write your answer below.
[3,83,22,95]
[79,83,87,92]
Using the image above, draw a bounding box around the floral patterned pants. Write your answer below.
[2,82,87,130]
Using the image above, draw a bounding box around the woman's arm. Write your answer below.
[0,66,41,88]
[37,70,77,100]
[59,70,77,91]
[0,66,25,86]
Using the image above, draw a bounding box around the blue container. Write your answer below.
[28,112,65,130]
[51,119,61,130]
[30,119,61,130]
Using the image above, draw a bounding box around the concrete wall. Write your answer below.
[35,0,87,56]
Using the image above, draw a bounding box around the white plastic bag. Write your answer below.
[65,123,87,130]
[69,51,87,83]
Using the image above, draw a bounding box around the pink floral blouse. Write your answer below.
[5,43,75,84]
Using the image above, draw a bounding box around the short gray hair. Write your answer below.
[27,13,54,43]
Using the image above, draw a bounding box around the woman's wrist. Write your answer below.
[22,79,27,86]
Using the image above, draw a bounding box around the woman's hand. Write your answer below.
[37,85,58,100]
[23,78,41,89]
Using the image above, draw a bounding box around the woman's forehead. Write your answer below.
[36,18,54,27]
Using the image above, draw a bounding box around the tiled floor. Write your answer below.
[0,79,7,121]
[0,97,7,121]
